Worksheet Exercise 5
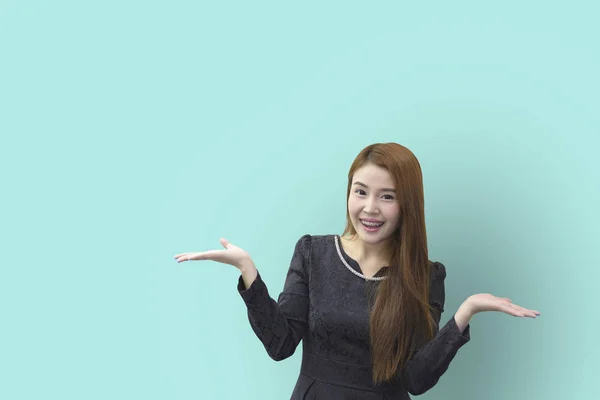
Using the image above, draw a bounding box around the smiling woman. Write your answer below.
[346,163,402,260]
[340,143,448,385]
[351,174,398,233]
[174,142,540,399]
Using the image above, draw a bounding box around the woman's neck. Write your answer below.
[341,233,394,266]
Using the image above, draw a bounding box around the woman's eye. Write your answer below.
[383,195,394,200]
[355,189,366,195]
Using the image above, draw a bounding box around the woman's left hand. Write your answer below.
[464,294,541,318]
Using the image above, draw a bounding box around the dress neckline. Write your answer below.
[334,235,388,281]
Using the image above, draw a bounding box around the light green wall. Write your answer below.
[1,1,598,399]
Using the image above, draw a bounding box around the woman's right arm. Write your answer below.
[174,234,312,361]
[236,234,312,361]
[238,260,258,290]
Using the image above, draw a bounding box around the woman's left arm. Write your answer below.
[401,263,540,396]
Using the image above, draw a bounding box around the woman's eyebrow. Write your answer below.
[353,181,396,192]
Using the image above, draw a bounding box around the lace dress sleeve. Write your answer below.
[237,234,312,361]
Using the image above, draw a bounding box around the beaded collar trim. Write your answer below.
[334,235,387,281]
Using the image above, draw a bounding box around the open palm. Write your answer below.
[174,238,251,269]
[467,293,540,318]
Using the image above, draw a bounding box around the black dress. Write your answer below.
[237,234,471,399]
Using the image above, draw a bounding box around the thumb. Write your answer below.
[219,238,230,249]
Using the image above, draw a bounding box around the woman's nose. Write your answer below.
[363,198,379,213]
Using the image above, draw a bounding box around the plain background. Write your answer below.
[1,1,598,399]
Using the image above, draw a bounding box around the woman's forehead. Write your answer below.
[352,164,395,188]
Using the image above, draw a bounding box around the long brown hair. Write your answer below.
[342,142,437,384]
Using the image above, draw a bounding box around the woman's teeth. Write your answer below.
[361,220,383,227]
[361,220,384,231]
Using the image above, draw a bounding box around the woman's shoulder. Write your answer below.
[294,233,337,245]
[291,234,339,259]
[429,260,447,281]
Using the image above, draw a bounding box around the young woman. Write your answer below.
[174,142,540,399]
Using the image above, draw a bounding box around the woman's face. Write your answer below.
[348,162,401,246]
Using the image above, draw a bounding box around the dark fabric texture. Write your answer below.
[237,234,470,399]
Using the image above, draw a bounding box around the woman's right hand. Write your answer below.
[174,238,254,270]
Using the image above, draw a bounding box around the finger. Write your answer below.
[501,303,524,317]
[174,253,194,262]
[175,250,225,263]
[174,252,195,263]
[510,304,540,317]
[220,238,230,249]
[519,306,540,316]
[509,305,540,318]
[523,308,541,317]
[193,250,226,260]
[511,304,534,317]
